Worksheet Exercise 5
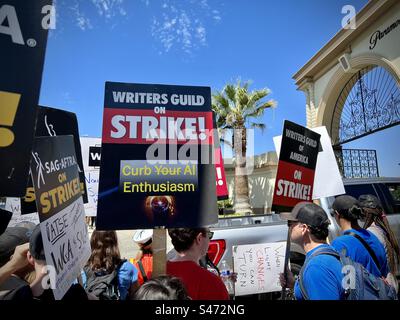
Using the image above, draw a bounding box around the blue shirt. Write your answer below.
[82,260,138,300]
[331,229,389,278]
[294,244,345,300]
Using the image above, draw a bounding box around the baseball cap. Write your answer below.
[133,229,153,245]
[29,225,46,261]
[280,202,330,228]
[332,195,359,212]
[0,224,35,267]
[358,194,382,209]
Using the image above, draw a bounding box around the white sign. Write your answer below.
[84,171,99,217]
[233,242,286,296]
[5,198,40,227]
[80,137,101,170]
[41,197,91,300]
[80,137,101,216]
[273,126,345,200]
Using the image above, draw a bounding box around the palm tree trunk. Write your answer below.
[233,126,252,215]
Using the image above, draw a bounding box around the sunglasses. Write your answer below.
[287,220,299,228]
[204,230,214,240]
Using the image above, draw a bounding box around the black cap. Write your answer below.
[29,225,46,261]
[0,224,35,267]
[332,195,359,212]
[280,202,330,228]
[358,194,382,210]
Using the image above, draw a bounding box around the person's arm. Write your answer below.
[0,243,30,286]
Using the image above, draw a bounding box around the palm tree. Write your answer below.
[212,80,276,215]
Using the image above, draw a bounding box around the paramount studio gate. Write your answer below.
[293,0,400,179]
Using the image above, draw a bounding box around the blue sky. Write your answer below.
[39,0,400,177]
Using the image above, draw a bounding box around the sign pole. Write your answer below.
[281,227,291,300]
[152,227,167,277]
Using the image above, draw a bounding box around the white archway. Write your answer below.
[316,53,400,143]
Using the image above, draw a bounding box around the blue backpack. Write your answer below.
[298,247,397,300]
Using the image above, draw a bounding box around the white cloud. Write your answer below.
[212,9,221,22]
[62,92,75,106]
[151,0,220,55]
[90,0,127,20]
[63,0,128,31]
[196,26,206,45]
[70,3,93,30]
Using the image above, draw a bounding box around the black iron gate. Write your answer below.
[334,148,379,179]
[331,66,400,147]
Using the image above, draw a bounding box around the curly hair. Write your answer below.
[168,228,207,253]
[87,230,122,272]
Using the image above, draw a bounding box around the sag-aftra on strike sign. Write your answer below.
[96,82,218,230]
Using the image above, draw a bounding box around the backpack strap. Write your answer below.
[137,260,148,283]
[298,247,340,300]
[344,231,382,272]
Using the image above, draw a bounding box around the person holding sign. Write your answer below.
[279,202,345,300]
[167,228,229,300]
[82,230,139,300]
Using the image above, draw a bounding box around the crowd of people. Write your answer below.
[279,194,399,300]
[0,193,398,300]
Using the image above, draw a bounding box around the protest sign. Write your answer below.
[272,120,321,212]
[30,135,91,300]
[0,0,52,196]
[80,137,101,216]
[5,197,39,227]
[21,106,88,214]
[273,126,345,200]
[310,127,345,199]
[97,82,218,229]
[233,242,287,296]
[213,117,228,200]
[215,147,229,200]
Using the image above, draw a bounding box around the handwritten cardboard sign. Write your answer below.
[5,197,39,227]
[80,137,101,217]
[30,135,91,300]
[233,242,286,296]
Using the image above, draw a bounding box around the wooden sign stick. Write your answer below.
[152,227,167,277]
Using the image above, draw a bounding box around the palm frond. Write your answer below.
[249,122,266,133]
[244,99,277,119]
[212,94,230,113]
[224,84,237,105]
